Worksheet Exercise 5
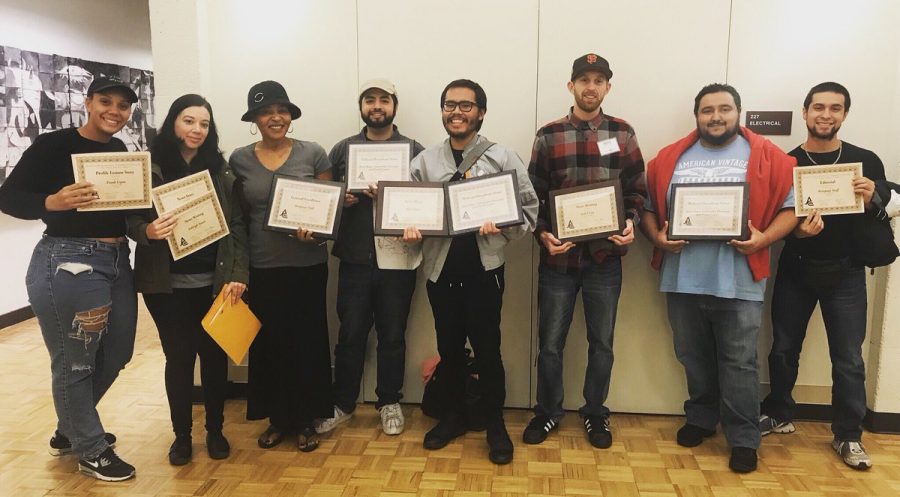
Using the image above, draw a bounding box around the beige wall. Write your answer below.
[149,0,900,414]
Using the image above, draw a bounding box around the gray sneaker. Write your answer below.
[758,415,795,436]
[379,403,405,435]
[832,439,872,470]
[314,406,351,434]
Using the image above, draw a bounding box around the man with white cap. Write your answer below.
[316,79,424,435]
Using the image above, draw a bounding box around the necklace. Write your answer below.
[804,142,842,165]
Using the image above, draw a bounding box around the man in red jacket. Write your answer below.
[640,84,797,473]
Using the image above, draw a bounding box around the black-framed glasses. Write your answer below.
[442,100,476,112]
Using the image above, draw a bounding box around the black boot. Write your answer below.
[168,434,192,466]
[486,419,513,465]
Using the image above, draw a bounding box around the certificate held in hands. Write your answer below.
[264,175,345,239]
[375,181,447,236]
[445,170,524,235]
[668,182,749,241]
[165,191,230,260]
[549,180,624,242]
[202,286,261,364]
[794,163,864,217]
[72,151,152,211]
[347,142,411,192]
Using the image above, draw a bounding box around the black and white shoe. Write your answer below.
[523,415,558,445]
[78,446,135,482]
[583,415,612,449]
[49,430,117,456]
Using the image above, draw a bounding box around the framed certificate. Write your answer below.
[71,151,152,211]
[445,170,524,236]
[374,181,448,237]
[152,170,214,213]
[668,182,749,241]
[346,142,411,192]
[549,180,625,242]
[166,192,230,261]
[264,175,345,239]
[794,162,864,216]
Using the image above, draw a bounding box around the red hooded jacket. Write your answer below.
[646,127,795,281]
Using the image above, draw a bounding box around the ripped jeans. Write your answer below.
[26,236,137,459]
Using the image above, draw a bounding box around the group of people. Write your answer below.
[0,52,887,482]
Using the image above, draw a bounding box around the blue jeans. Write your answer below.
[666,292,762,449]
[333,262,416,412]
[535,257,622,420]
[762,254,867,441]
[25,236,137,458]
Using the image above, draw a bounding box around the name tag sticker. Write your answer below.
[598,138,620,156]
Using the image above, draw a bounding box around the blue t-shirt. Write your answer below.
[655,136,794,301]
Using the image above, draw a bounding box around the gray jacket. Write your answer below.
[410,134,538,282]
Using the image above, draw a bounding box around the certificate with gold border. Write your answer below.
[549,180,624,242]
[445,170,524,236]
[165,191,229,261]
[347,142,411,192]
[668,182,749,241]
[793,163,864,217]
[152,170,214,213]
[374,181,447,237]
[264,175,345,239]
[71,151,152,211]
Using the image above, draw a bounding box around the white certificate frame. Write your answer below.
[346,142,411,192]
[374,181,448,237]
[445,169,524,236]
[151,169,214,214]
[264,175,345,239]
[668,182,749,241]
[549,180,625,242]
[71,151,152,211]
[793,162,864,217]
[166,191,230,261]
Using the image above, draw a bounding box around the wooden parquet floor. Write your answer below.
[1,309,899,497]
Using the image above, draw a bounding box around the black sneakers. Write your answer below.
[523,415,558,445]
[486,422,514,465]
[168,435,192,466]
[423,415,467,450]
[583,415,612,449]
[207,431,230,459]
[49,430,117,456]
[676,424,716,447]
[729,447,758,473]
[78,446,135,481]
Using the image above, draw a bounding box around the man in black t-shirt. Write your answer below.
[760,82,883,470]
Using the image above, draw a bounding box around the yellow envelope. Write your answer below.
[202,287,261,364]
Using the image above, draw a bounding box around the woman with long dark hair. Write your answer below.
[126,94,248,465]
[229,80,333,452]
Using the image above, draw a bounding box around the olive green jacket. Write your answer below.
[126,162,250,295]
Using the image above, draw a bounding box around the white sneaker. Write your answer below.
[832,439,872,470]
[314,406,351,434]
[379,403,405,435]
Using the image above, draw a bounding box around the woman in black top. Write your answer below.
[0,77,139,482]
[126,94,249,466]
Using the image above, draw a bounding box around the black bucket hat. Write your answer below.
[241,80,302,122]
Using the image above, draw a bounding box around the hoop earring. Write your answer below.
[288,124,294,134]
[250,122,258,135]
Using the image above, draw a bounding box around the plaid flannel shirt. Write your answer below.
[528,108,647,273]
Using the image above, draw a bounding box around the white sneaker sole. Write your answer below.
[78,465,135,482]
[315,414,352,434]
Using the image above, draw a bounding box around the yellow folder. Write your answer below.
[202,287,261,364]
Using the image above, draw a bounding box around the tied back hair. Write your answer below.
[152,93,224,180]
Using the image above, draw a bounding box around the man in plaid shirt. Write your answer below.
[524,53,647,449]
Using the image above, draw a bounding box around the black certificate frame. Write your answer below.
[374,181,449,237]
[445,169,524,236]
[667,182,750,241]
[549,180,625,243]
[263,174,346,240]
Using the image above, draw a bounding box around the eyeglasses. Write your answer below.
[442,100,476,112]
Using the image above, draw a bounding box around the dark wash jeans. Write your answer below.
[666,292,763,449]
[762,254,868,441]
[535,257,622,420]
[333,261,417,412]
[26,236,137,458]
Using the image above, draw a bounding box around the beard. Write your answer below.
[697,121,739,146]
[362,110,394,129]
[574,91,602,114]
[443,115,479,140]
[807,122,840,140]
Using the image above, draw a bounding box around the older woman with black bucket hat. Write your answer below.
[229,80,333,452]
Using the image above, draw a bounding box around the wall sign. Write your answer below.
[745,111,792,135]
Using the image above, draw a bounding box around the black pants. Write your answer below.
[144,286,226,436]
[425,266,505,424]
